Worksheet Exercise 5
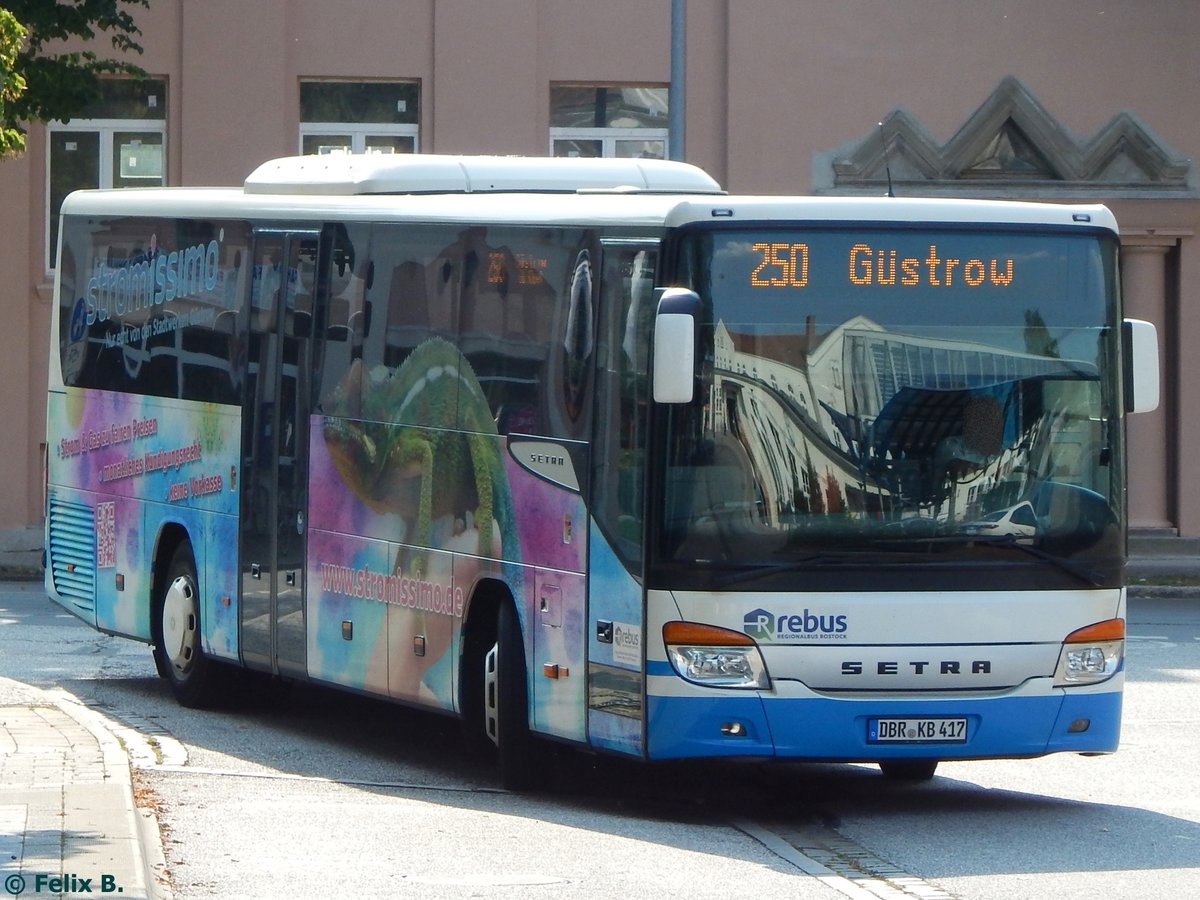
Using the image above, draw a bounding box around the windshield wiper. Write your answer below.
[708,536,1107,589]
[708,555,859,589]
[949,534,1106,587]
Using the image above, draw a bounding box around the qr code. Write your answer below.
[95,501,116,568]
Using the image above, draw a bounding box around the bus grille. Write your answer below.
[48,498,96,611]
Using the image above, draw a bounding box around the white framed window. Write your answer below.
[300,126,416,156]
[550,85,668,159]
[299,81,419,156]
[46,79,167,270]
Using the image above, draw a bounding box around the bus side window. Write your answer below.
[386,260,430,366]
[315,223,369,419]
[454,227,561,437]
[353,223,463,425]
[591,245,658,565]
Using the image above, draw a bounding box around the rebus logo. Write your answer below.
[744,608,775,640]
[613,624,640,651]
[744,607,848,641]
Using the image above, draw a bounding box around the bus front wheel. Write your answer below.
[153,542,225,708]
[485,602,542,791]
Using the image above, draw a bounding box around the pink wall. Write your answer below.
[178,3,292,183]
[431,0,541,154]
[722,1,1199,193]
[0,147,35,523]
[1,0,1198,534]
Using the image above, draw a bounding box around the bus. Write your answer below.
[45,154,1159,788]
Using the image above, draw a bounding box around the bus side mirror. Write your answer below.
[1123,318,1160,413]
[653,287,701,404]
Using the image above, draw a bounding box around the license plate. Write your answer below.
[868,717,968,744]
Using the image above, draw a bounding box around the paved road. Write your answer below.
[2,583,1197,899]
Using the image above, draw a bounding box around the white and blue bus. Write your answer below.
[45,154,1158,787]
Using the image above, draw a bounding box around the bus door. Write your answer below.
[240,228,322,677]
[582,239,660,757]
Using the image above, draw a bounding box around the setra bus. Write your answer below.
[45,154,1159,787]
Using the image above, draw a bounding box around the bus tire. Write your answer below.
[459,599,497,756]
[878,759,938,782]
[153,542,226,708]
[492,601,541,791]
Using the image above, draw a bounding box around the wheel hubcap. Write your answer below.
[162,574,198,675]
[484,642,499,747]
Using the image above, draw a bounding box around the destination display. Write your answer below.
[749,240,1016,290]
[693,227,1109,336]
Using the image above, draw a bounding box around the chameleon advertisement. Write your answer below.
[307,335,588,739]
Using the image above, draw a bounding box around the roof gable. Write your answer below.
[818,76,1194,197]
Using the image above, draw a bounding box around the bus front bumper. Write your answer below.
[644,680,1122,762]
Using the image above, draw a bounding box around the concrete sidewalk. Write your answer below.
[0,678,169,899]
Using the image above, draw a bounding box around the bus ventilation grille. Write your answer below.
[48,497,96,611]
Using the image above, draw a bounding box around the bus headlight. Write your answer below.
[663,621,770,690]
[1053,618,1124,686]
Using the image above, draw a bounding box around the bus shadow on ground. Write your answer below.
[82,672,1200,881]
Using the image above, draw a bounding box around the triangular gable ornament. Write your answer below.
[815,76,1194,197]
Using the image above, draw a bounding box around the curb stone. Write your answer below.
[47,690,175,900]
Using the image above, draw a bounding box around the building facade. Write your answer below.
[2,0,1197,538]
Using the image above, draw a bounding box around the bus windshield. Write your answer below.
[656,226,1123,586]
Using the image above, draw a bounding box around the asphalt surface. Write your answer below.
[3,523,1197,900]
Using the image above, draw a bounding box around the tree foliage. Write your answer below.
[0,8,26,158]
[0,0,148,158]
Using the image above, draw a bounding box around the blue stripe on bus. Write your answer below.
[645,689,1121,761]
[646,660,675,677]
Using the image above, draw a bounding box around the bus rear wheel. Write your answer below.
[484,602,542,791]
[153,542,226,708]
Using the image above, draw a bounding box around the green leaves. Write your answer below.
[0,8,27,157]
[0,0,148,156]
[2,0,146,54]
